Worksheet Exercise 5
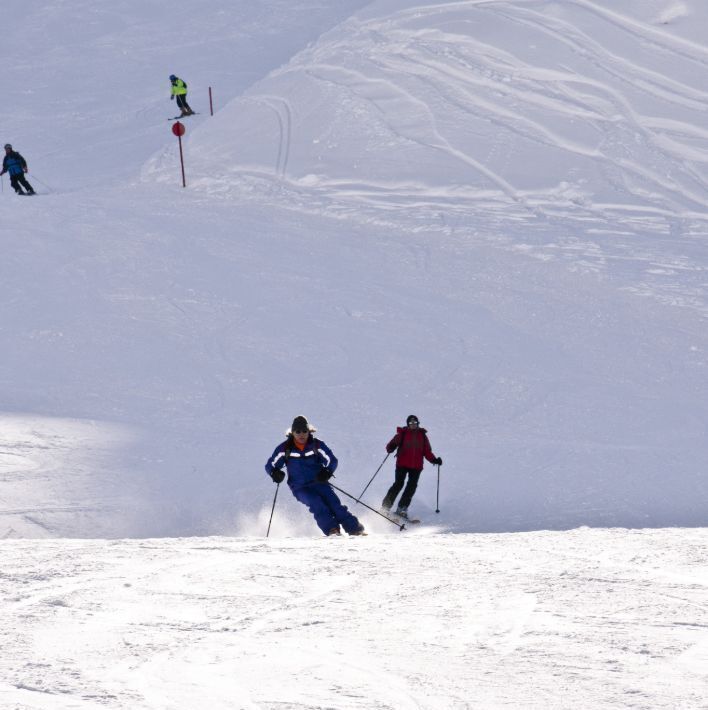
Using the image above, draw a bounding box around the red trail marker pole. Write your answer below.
[171,121,186,188]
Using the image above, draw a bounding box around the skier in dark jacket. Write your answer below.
[381,415,442,519]
[265,415,365,537]
[169,75,194,117]
[1,144,35,195]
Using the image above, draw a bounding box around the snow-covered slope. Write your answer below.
[2,528,708,709]
[3,3,708,708]
[179,0,708,216]
[1,1,707,539]
[1,0,370,189]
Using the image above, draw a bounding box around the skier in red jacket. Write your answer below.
[381,415,442,519]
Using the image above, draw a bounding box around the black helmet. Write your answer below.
[169,74,177,81]
[3,144,11,150]
[290,415,311,434]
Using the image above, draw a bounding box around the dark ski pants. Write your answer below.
[176,94,193,114]
[382,467,421,511]
[10,173,34,195]
[291,482,361,535]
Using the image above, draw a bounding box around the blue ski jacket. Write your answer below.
[265,434,338,490]
[2,151,27,176]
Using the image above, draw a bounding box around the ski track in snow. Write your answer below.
[1,529,708,709]
[242,96,293,178]
[185,0,708,320]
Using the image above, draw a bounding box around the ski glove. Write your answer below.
[434,457,443,466]
[316,467,333,483]
[271,469,285,483]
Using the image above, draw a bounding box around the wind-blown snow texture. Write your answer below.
[1,2,708,706]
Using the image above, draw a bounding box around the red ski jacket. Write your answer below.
[386,427,437,470]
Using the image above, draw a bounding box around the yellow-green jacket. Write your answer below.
[170,78,188,96]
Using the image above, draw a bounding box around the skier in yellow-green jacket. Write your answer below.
[169,75,194,117]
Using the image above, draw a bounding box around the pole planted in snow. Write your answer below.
[436,464,441,513]
[171,121,187,187]
[266,482,280,538]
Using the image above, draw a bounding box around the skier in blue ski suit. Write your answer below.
[1,144,35,195]
[265,415,365,536]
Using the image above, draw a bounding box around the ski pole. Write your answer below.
[28,173,53,193]
[435,464,441,514]
[356,451,390,502]
[329,482,405,530]
[266,482,280,538]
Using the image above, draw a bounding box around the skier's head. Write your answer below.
[3,144,11,152]
[290,415,311,434]
[406,414,419,428]
[289,415,315,445]
[169,75,177,82]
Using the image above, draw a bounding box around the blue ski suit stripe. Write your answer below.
[265,437,337,489]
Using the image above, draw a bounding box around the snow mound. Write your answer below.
[152,0,708,224]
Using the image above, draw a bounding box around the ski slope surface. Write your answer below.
[2,529,708,709]
[1,1,708,706]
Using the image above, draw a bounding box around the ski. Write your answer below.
[167,113,200,121]
[390,513,421,525]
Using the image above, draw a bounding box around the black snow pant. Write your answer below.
[10,173,34,195]
[176,94,193,114]
[382,467,421,511]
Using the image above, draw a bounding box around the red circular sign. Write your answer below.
[171,121,186,137]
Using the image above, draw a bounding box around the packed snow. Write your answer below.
[2,529,708,709]
[1,0,707,707]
